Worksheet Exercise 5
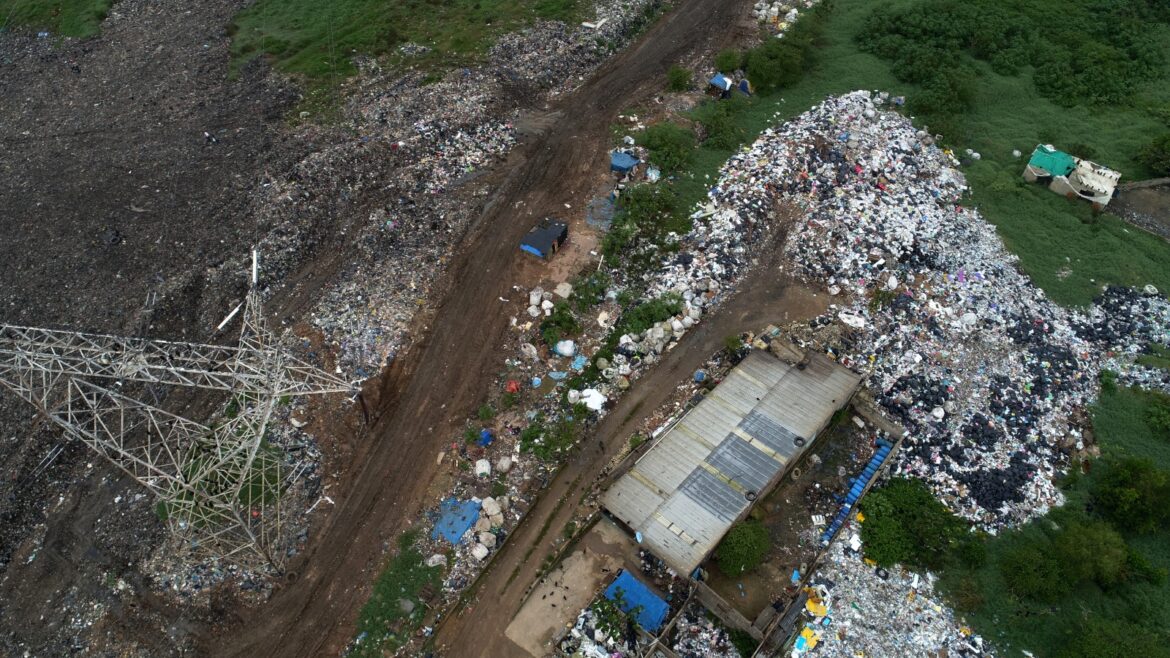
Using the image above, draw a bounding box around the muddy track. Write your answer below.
[212,0,753,655]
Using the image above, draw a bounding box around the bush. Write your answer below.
[691,94,748,149]
[641,122,696,173]
[728,628,759,657]
[667,65,692,92]
[540,300,581,347]
[1001,539,1071,602]
[714,49,743,74]
[743,1,828,92]
[571,270,610,312]
[1054,617,1170,658]
[1054,519,1129,588]
[1140,133,1170,175]
[858,478,967,570]
[1098,368,1118,393]
[477,404,495,421]
[1147,392,1170,434]
[601,184,684,260]
[614,293,683,337]
[716,519,771,574]
[1092,457,1170,533]
[724,334,744,353]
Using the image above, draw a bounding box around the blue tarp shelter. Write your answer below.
[432,498,481,544]
[610,150,639,173]
[604,569,670,632]
[737,79,752,95]
[708,73,732,92]
[519,218,569,259]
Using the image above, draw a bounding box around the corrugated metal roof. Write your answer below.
[603,350,861,575]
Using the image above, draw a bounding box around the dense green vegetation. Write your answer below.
[0,0,112,37]
[641,122,696,173]
[352,531,443,657]
[858,478,972,571]
[229,0,586,80]
[715,519,771,575]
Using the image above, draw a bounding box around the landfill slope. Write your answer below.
[210,0,757,656]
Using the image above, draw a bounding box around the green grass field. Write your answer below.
[229,0,584,80]
[0,0,112,37]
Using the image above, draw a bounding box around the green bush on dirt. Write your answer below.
[667,65,692,92]
[714,49,744,74]
[540,300,581,347]
[641,122,696,173]
[715,519,771,574]
[691,94,749,150]
[352,531,442,657]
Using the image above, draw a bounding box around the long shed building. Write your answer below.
[603,349,862,575]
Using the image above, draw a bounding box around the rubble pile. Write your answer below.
[669,602,744,658]
[799,536,987,657]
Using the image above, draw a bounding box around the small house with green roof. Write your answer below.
[1023,144,1120,209]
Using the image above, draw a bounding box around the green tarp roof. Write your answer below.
[1028,145,1076,177]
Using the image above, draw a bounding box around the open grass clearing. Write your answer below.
[1,0,112,37]
[229,0,585,80]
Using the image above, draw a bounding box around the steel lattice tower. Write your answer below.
[0,252,353,570]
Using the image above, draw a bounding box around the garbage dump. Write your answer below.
[640,89,1169,531]
[796,533,988,657]
[669,601,745,658]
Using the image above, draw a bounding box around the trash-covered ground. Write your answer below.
[668,600,745,658]
[796,534,988,657]
[666,90,1170,531]
[0,0,681,654]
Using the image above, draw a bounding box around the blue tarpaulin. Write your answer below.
[432,498,481,545]
[610,151,639,172]
[478,429,495,447]
[604,569,669,632]
[709,73,732,91]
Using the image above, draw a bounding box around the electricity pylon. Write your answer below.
[0,251,353,570]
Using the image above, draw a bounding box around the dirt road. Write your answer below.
[431,210,827,657]
[213,0,756,655]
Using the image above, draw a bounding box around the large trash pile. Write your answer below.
[796,534,988,657]
[669,601,744,658]
[642,90,1170,530]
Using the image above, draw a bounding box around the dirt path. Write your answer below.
[431,212,827,657]
[212,1,757,655]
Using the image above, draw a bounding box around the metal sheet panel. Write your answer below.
[707,434,776,493]
[601,349,862,575]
